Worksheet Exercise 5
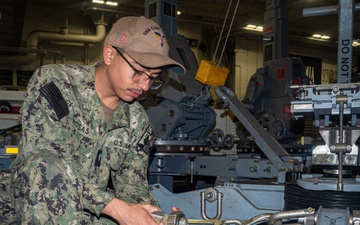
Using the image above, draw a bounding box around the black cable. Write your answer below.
[284,182,360,211]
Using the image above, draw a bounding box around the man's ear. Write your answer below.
[103,45,115,65]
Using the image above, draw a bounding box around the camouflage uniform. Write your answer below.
[0,170,15,224]
[5,62,156,224]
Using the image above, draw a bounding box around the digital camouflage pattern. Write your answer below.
[1,62,156,224]
[0,170,15,224]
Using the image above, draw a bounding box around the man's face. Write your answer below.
[106,48,162,103]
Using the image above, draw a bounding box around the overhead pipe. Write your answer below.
[26,24,106,48]
[0,22,106,66]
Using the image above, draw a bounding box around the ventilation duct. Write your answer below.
[0,22,106,66]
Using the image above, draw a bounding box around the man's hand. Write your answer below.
[102,198,161,225]
[171,206,181,212]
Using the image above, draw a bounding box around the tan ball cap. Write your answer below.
[104,16,186,74]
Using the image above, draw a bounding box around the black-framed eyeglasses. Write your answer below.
[113,47,164,90]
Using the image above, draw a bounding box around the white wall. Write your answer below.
[232,37,359,100]
[234,37,263,100]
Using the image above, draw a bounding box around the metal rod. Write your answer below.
[303,5,338,17]
[338,99,345,191]
[242,213,272,225]
[268,208,315,225]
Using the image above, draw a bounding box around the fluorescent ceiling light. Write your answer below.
[105,1,118,6]
[92,0,118,6]
[311,34,359,46]
[243,24,263,32]
[246,24,256,28]
[321,35,330,39]
[311,34,330,40]
[92,0,104,4]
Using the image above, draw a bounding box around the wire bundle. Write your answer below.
[284,183,360,211]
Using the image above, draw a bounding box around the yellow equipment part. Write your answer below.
[195,60,229,86]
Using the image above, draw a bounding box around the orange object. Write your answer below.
[195,60,229,86]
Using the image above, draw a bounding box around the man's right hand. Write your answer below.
[102,198,163,225]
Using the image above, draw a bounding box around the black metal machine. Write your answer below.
[144,0,360,225]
